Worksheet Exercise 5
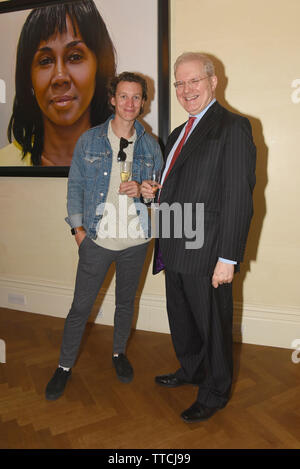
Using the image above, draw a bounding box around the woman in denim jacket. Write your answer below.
[45,72,163,400]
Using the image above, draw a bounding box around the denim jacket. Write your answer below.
[65,115,163,239]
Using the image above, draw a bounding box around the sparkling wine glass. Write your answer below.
[120,161,132,194]
[143,168,161,204]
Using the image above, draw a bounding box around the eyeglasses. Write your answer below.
[117,137,133,162]
[173,76,209,90]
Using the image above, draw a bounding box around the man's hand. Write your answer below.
[119,181,141,197]
[75,230,86,247]
[140,180,162,199]
[212,261,234,288]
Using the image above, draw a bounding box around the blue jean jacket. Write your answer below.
[65,115,163,240]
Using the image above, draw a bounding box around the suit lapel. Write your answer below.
[165,124,184,158]
[169,101,223,174]
[160,124,185,175]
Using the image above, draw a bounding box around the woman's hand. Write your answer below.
[75,230,86,247]
[119,181,141,197]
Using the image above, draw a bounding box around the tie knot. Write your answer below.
[186,116,196,132]
[182,116,195,137]
[188,116,196,124]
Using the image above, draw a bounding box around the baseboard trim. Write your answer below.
[0,275,299,349]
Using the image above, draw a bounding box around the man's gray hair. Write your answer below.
[174,52,215,77]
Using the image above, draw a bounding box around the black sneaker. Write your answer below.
[45,367,72,401]
[112,353,133,383]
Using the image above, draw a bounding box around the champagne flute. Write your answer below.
[120,161,132,194]
[143,169,161,204]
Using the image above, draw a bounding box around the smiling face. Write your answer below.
[110,81,145,124]
[30,15,97,128]
[175,59,217,115]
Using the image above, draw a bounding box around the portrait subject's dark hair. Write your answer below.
[108,72,148,115]
[8,0,116,165]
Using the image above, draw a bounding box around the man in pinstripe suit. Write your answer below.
[141,52,256,423]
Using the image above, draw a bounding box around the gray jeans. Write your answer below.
[59,237,149,368]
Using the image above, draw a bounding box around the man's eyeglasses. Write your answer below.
[173,76,209,90]
[118,137,133,162]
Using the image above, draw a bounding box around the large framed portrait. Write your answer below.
[0,0,169,176]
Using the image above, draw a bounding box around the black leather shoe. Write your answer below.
[45,367,72,401]
[155,373,189,387]
[112,353,134,383]
[181,401,220,423]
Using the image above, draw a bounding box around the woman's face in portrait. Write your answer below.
[31,15,97,128]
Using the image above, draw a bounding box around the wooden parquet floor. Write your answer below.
[0,307,299,450]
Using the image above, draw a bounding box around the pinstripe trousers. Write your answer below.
[165,270,233,409]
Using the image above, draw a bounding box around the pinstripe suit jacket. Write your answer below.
[154,101,256,275]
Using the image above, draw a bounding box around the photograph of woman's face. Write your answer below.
[31,15,97,129]
[0,0,159,171]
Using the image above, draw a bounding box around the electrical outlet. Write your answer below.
[0,339,6,363]
[0,79,5,104]
[8,293,26,306]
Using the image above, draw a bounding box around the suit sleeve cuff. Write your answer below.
[218,257,237,265]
